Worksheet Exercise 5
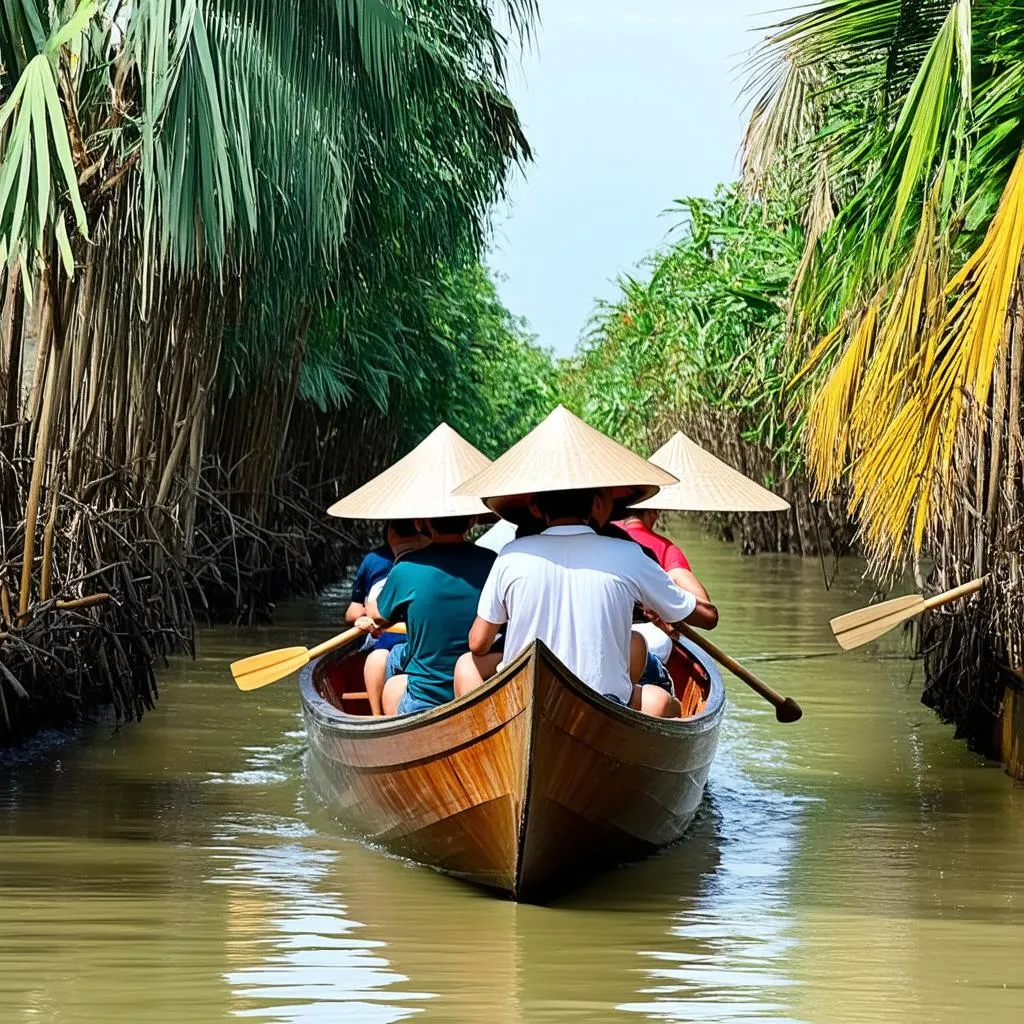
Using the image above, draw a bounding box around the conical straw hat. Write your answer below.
[629,431,790,512]
[327,423,492,519]
[452,405,677,522]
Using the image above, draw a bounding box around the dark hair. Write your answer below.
[515,512,545,538]
[426,515,473,535]
[531,488,597,523]
[387,518,421,539]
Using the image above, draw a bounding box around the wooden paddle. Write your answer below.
[231,623,406,692]
[649,615,803,723]
[829,576,987,651]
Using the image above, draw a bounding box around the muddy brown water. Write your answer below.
[2,524,1024,1023]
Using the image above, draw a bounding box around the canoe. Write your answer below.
[299,633,725,901]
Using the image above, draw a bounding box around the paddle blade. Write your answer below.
[231,647,311,691]
[830,594,924,650]
[231,646,306,678]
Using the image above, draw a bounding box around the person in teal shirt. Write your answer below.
[370,515,496,715]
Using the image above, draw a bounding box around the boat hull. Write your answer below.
[300,639,724,900]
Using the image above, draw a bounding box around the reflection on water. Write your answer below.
[2,524,1024,1023]
[622,752,805,1024]
[216,817,434,1022]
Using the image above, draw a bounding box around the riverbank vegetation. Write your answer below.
[561,185,855,557]
[744,0,1024,757]
[0,0,546,745]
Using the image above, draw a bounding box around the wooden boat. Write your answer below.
[299,634,725,901]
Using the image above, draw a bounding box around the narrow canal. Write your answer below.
[2,525,1023,1023]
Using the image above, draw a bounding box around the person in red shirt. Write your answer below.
[614,509,710,602]
[613,508,714,692]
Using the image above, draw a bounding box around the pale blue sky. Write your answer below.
[488,0,772,355]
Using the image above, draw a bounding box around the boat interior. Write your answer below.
[315,638,713,719]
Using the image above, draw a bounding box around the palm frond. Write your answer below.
[803,296,881,491]
[0,3,96,274]
[742,57,824,195]
[849,146,1024,564]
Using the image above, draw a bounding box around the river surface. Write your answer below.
[2,524,1024,1023]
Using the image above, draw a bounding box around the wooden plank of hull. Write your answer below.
[300,639,725,901]
[302,651,534,893]
[517,648,722,899]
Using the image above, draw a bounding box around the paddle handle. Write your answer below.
[652,617,802,723]
[308,621,408,659]
[308,626,363,659]
[922,576,987,612]
[676,622,796,710]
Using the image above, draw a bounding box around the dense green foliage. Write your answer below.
[562,185,804,475]
[299,261,557,458]
[559,183,857,557]
[416,264,558,457]
[219,0,535,430]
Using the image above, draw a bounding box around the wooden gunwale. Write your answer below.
[300,636,724,738]
[301,643,535,738]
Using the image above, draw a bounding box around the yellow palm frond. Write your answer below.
[842,146,1024,566]
[790,319,845,389]
[849,182,946,454]
[803,296,882,493]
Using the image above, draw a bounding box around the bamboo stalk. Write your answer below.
[18,332,59,617]
[56,593,111,610]
[39,490,59,603]
[987,339,1007,540]
[2,267,24,429]
[18,254,78,617]
[66,253,97,446]
[154,398,202,509]
[1009,280,1023,595]
[23,283,52,454]
[973,412,986,573]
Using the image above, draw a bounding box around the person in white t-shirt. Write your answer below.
[453,486,718,718]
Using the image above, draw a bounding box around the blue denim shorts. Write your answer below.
[359,630,405,654]
[385,642,407,680]
[640,651,673,693]
[396,690,436,716]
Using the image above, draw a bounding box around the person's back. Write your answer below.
[615,517,688,574]
[478,524,693,704]
[345,544,393,624]
[348,522,426,674]
[615,511,711,605]
[377,541,496,708]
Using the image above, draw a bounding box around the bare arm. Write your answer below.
[636,552,718,634]
[668,567,710,604]
[681,599,718,631]
[344,601,365,625]
[469,617,501,656]
[366,596,391,628]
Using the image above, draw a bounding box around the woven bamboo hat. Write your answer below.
[326,423,492,520]
[452,405,677,523]
[629,431,790,512]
